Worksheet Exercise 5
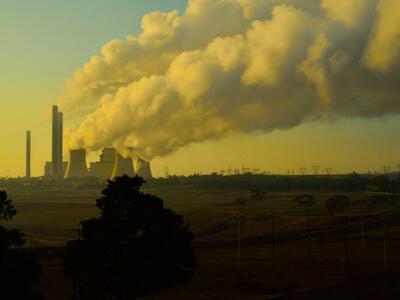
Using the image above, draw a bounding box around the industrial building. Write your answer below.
[43,105,65,179]
[43,105,152,180]
[45,147,152,180]
[89,148,153,180]
[89,148,116,180]
[44,161,67,178]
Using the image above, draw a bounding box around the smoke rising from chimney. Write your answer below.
[61,0,400,159]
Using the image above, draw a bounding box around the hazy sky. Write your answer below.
[0,0,399,177]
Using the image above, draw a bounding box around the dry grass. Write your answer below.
[5,187,400,299]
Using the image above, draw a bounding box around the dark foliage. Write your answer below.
[249,187,266,201]
[365,194,399,209]
[326,195,351,215]
[152,173,368,192]
[371,175,400,193]
[63,175,196,299]
[373,175,391,192]
[0,190,43,300]
[0,190,17,220]
[294,194,315,213]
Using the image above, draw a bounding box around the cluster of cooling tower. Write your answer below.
[65,148,152,180]
[46,105,152,180]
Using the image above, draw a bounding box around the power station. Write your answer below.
[90,149,153,180]
[42,104,152,180]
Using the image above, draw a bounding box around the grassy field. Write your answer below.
[5,186,400,299]
[6,187,395,247]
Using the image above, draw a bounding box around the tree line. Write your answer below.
[153,173,400,193]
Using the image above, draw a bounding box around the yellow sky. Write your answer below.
[1,0,400,178]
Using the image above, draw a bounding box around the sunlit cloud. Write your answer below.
[60,0,400,160]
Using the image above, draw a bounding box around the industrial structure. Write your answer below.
[89,148,116,179]
[88,148,153,180]
[111,153,136,179]
[44,161,67,178]
[134,157,153,180]
[64,149,89,179]
[52,105,63,178]
[26,130,31,178]
[43,105,152,181]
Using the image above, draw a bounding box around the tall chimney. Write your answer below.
[52,105,59,177]
[57,111,63,177]
[26,130,31,178]
[51,105,64,178]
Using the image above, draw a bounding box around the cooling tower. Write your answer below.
[111,152,135,179]
[134,157,153,180]
[64,149,89,179]
[90,148,116,179]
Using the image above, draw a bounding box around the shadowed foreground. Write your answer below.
[36,233,400,299]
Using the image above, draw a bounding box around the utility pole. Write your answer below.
[164,166,170,178]
[272,217,276,264]
[360,215,365,246]
[325,167,333,176]
[312,165,320,175]
[77,223,81,241]
[307,215,311,263]
[238,216,241,260]
[384,218,388,271]
[345,217,350,266]
[236,198,246,260]
[299,167,307,175]
[76,223,81,300]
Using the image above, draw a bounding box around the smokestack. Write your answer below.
[26,130,31,178]
[111,152,135,179]
[134,157,153,180]
[51,105,63,178]
[52,105,59,177]
[64,149,89,179]
[57,112,63,176]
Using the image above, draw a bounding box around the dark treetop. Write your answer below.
[63,175,196,299]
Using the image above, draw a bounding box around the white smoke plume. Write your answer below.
[61,0,400,159]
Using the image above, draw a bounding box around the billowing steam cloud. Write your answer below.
[61,0,400,159]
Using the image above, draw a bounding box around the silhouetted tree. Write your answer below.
[326,195,351,215]
[294,194,315,214]
[373,175,391,192]
[366,194,398,209]
[0,190,17,220]
[0,190,43,300]
[63,176,196,299]
[249,187,266,201]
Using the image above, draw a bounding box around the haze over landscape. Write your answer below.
[1,0,400,177]
[2,1,400,299]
